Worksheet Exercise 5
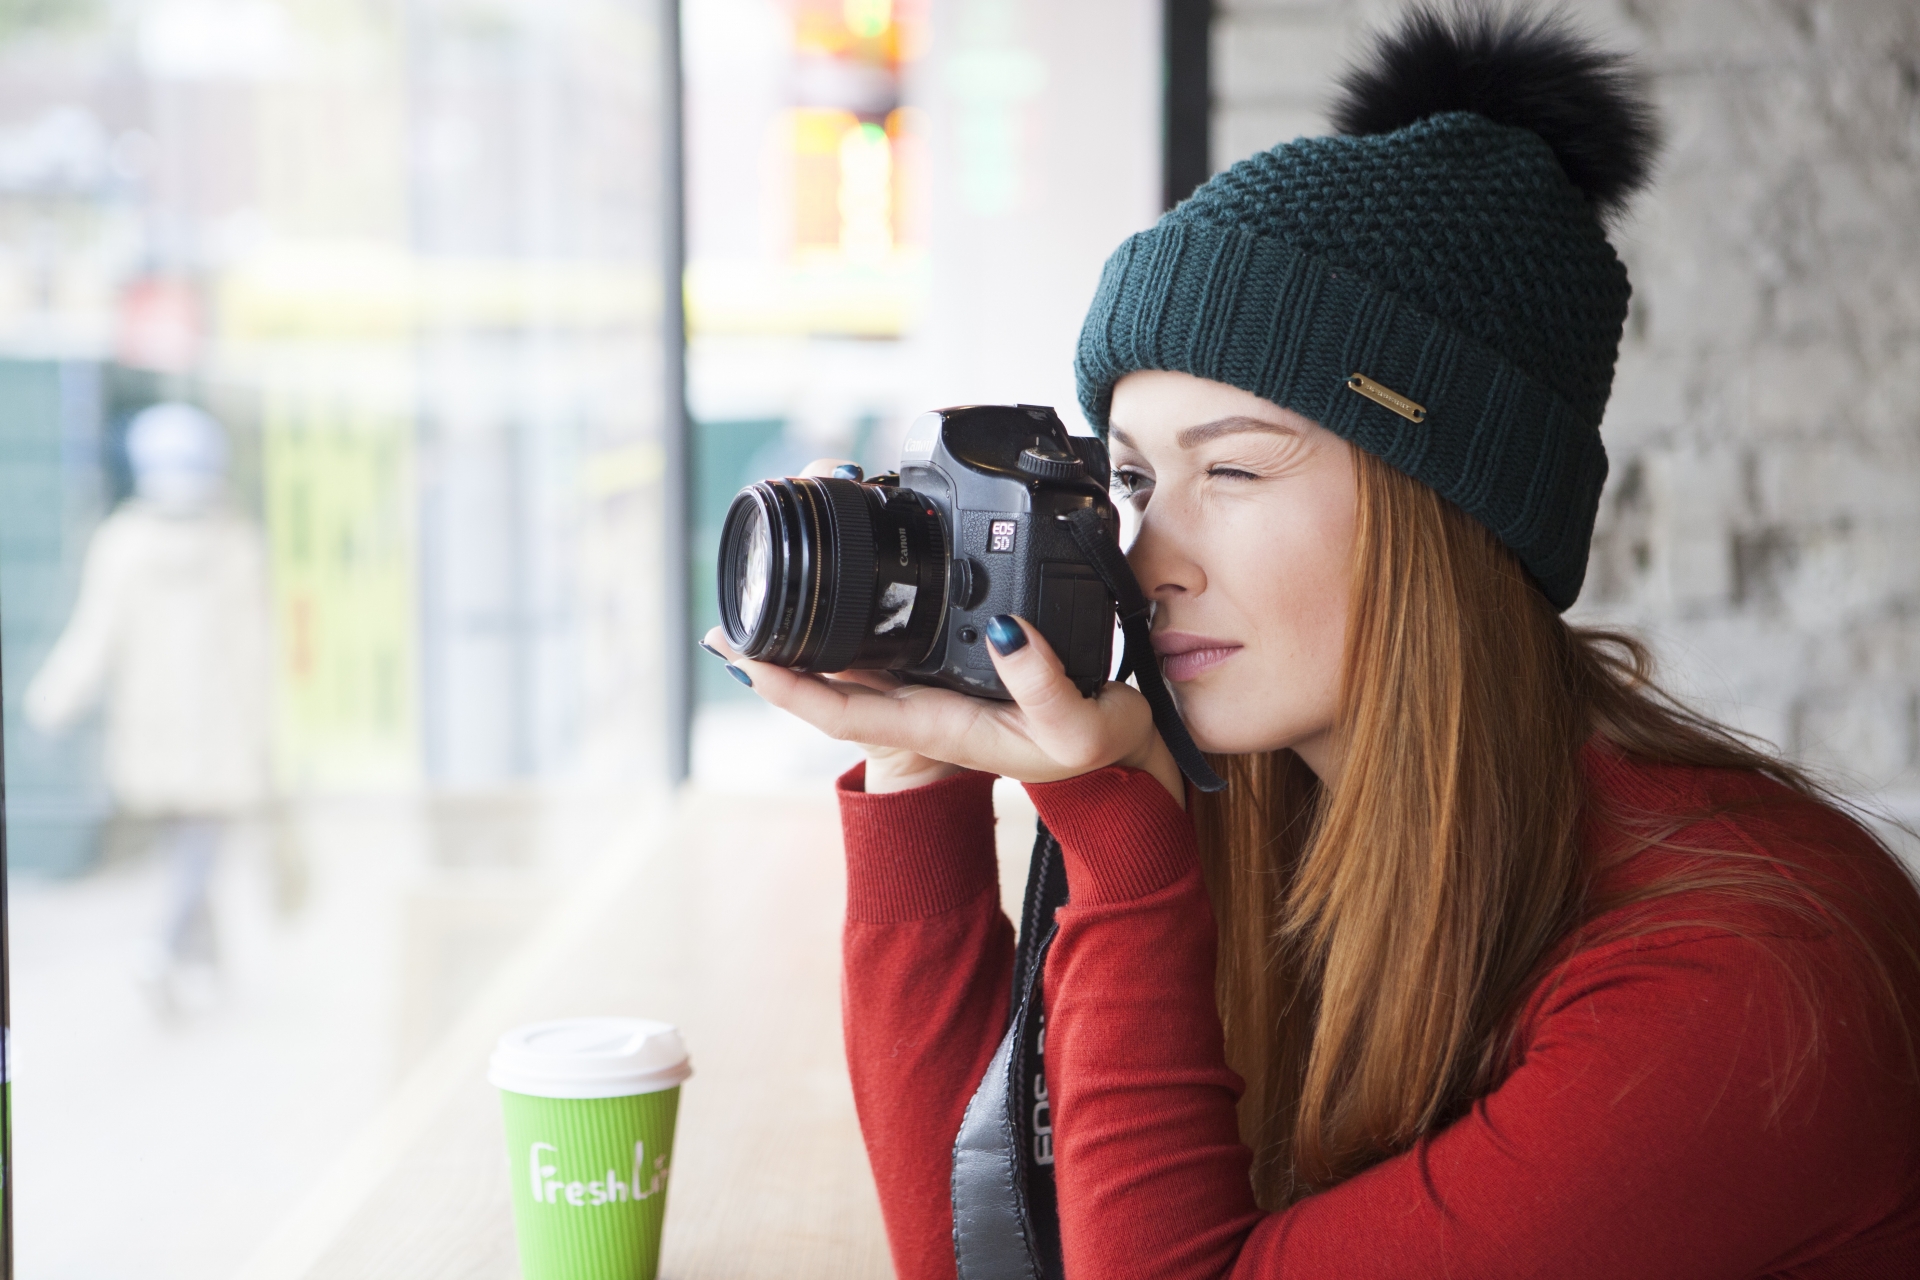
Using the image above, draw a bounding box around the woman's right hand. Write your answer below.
[858,743,969,793]
[753,657,967,795]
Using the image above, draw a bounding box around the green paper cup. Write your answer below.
[490,1018,693,1280]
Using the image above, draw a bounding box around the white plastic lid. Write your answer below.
[488,1017,692,1099]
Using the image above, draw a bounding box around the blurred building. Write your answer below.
[0,360,113,873]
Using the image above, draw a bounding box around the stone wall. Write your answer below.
[1212,0,1920,806]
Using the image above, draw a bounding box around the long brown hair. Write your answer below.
[1191,450,1920,1208]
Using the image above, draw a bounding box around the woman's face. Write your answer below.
[1107,370,1357,778]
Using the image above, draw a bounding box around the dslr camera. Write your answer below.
[716,404,1120,699]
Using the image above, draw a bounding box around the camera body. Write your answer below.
[716,404,1120,700]
[895,404,1118,697]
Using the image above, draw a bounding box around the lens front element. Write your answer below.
[716,477,945,674]
[734,504,772,634]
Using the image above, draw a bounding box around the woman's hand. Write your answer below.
[701,617,1184,804]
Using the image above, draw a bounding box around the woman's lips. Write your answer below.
[1151,631,1244,682]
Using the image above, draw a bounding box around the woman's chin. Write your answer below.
[1173,690,1317,759]
[1175,701,1266,757]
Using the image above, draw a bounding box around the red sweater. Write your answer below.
[836,748,1920,1279]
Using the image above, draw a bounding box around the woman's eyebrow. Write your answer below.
[1175,415,1303,449]
[1108,415,1304,453]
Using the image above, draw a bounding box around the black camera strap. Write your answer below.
[950,509,1225,1280]
[1060,505,1226,794]
[952,820,1066,1280]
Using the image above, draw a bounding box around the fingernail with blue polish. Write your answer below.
[699,640,725,660]
[985,615,1027,656]
[724,663,753,688]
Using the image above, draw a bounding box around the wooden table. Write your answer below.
[237,785,999,1280]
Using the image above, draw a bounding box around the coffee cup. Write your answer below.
[490,1017,692,1280]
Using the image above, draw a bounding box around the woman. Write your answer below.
[707,7,1920,1276]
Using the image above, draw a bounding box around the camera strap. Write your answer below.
[1060,506,1227,794]
[949,510,1226,1280]
[951,820,1066,1280]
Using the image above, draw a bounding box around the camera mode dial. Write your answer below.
[1016,445,1085,482]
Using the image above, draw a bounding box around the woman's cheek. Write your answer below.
[1181,651,1321,755]
[1211,514,1346,753]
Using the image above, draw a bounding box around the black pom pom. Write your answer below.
[1329,3,1659,219]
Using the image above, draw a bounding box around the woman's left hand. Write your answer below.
[702,617,1185,805]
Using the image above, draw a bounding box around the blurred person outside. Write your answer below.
[24,402,273,1014]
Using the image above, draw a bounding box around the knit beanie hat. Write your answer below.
[1075,6,1659,610]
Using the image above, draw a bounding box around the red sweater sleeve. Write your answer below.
[1028,766,1920,1280]
[837,762,1014,1280]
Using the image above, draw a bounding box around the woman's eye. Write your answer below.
[1206,465,1260,481]
[1111,469,1153,499]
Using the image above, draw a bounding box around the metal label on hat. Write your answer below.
[1346,373,1427,423]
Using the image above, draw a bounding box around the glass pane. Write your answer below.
[0,2,671,1274]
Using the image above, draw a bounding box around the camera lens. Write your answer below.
[717,476,946,673]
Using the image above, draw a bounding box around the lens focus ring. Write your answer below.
[811,479,877,672]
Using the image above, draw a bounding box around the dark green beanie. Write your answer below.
[1075,8,1657,610]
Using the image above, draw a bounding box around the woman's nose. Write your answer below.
[1126,516,1202,600]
